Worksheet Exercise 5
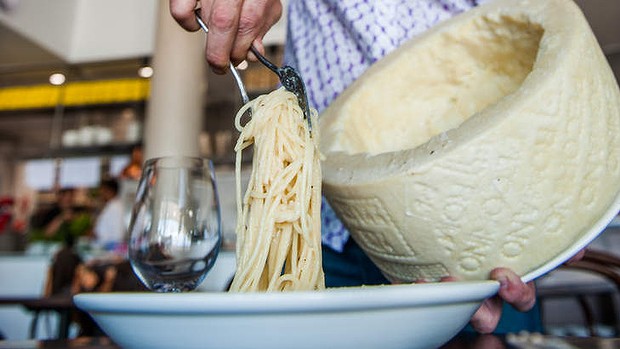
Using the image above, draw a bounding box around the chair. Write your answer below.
[542,249,620,337]
[35,252,147,339]
[29,245,82,339]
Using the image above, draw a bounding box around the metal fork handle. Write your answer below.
[228,62,249,104]
[195,12,249,104]
[195,11,312,132]
[249,46,279,75]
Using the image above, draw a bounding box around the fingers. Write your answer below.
[566,248,585,265]
[169,0,200,31]
[472,334,506,349]
[246,39,264,62]
[470,267,537,333]
[490,267,536,312]
[470,296,503,334]
[171,0,283,73]
[440,276,457,282]
[233,0,282,64]
[205,0,244,73]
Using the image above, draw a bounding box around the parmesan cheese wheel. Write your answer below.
[319,0,620,282]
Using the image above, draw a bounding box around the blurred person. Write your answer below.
[93,179,126,250]
[120,146,144,181]
[45,234,82,296]
[0,197,13,233]
[29,187,91,243]
[0,197,16,252]
[71,257,147,336]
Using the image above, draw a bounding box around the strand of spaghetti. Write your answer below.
[234,195,274,286]
[236,142,258,258]
[233,171,281,288]
[267,224,292,289]
[289,222,300,276]
[230,87,324,292]
[282,251,299,290]
[234,122,265,285]
[299,134,311,238]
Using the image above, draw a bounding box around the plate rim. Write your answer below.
[74,280,499,315]
[521,191,620,283]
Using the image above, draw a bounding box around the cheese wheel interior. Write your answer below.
[324,14,543,156]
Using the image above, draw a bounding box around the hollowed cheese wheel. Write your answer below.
[319,0,620,282]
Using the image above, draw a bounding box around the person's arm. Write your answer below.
[43,209,72,237]
[169,0,283,73]
[109,201,127,244]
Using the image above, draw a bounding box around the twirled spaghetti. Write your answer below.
[229,87,325,292]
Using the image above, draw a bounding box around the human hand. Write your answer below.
[101,266,118,292]
[169,0,283,73]
[405,269,534,334]
[470,249,586,333]
[74,264,100,292]
[469,268,536,333]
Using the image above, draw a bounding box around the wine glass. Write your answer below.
[128,156,221,292]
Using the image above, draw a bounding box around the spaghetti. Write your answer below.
[229,87,325,292]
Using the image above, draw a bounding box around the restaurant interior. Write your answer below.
[0,0,619,347]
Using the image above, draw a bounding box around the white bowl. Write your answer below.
[74,281,499,349]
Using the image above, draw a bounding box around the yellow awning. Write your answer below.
[0,78,150,111]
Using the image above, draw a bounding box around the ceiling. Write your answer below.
[0,22,151,88]
[0,22,65,86]
[0,22,63,70]
[0,0,617,87]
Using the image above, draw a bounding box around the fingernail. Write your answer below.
[497,275,509,289]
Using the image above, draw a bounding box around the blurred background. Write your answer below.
[0,0,618,342]
[0,0,290,251]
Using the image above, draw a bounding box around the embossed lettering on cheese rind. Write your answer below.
[379,262,449,282]
[329,196,417,260]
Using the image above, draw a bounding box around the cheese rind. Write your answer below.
[320,0,620,281]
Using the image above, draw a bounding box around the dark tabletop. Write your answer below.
[0,295,74,310]
[1,334,619,349]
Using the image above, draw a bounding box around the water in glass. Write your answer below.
[128,156,221,292]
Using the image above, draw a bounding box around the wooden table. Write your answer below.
[1,334,619,349]
[0,295,75,339]
[443,333,620,348]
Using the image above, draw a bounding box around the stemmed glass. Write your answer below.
[128,156,221,292]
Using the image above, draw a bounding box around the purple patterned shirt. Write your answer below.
[284,0,483,252]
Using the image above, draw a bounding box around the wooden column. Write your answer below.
[144,0,206,160]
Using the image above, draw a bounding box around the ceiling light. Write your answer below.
[138,66,154,78]
[49,73,66,86]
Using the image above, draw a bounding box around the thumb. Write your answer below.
[491,268,536,312]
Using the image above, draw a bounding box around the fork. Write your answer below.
[194,11,312,131]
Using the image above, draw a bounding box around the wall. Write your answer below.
[575,0,620,54]
[575,0,620,83]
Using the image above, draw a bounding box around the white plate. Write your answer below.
[74,281,499,349]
